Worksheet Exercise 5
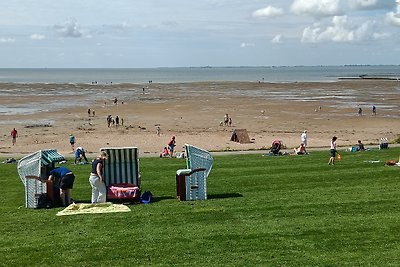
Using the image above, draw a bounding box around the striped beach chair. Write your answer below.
[176,144,213,201]
[17,149,65,208]
[100,147,141,202]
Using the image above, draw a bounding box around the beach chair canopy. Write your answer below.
[17,149,65,208]
[185,144,213,178]
[17,149,65,186]
[100,147,140,187]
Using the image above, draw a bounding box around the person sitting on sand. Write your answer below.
[159,147,169,158]
[294,143,306,155]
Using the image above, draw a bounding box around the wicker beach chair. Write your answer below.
[379,137,389,149]
[17,149,65,208]
[176,144,213,201]
[100,147,141,202]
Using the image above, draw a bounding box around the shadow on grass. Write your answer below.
[152,196,175,203]
[208,193,243,199]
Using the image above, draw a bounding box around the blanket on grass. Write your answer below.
[56,202,130,216]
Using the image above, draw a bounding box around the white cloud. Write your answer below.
[385,2,400,26]
[253,6,283,19]
[301,15,388,43]
[386,11,400,26]
[54,18,89,38]
[348,0,396,10]
[240,42,255,48]
[0,37,16,43]
[271,34,282,43]
[30,34,46,40]
[291,0,341,17]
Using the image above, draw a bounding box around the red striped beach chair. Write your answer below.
[100,147,141,202]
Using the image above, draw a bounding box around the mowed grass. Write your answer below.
[1,148,400,266]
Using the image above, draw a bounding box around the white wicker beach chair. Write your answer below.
[100,147,141,202]
[379,137,389,149]
[17,150,65,208]
[176,144,213,201]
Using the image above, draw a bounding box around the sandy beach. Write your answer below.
[1,80,399,158]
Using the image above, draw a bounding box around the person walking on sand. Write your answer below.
[328,136,338,165]
[89,151,108,203]
[224,114,229,126]
[10,128,18,146]
[358,107,362,116]
[372,105,376,116]
[69,134,75,152]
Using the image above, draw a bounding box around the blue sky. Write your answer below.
[0,0,399,68]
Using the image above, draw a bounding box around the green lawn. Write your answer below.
[1,148,400,266]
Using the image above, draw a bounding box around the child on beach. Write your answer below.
[168,136,176,157]
[294,143,306,155]
[69,134,75,152]
[160,147,169,158]
[328,136,338,165]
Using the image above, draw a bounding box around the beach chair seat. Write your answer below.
[176,144,213,201]
[100,147,141,202]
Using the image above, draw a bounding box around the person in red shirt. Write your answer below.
[168,136,176,158]
[10,128,18,146]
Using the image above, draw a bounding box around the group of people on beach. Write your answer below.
[30,150,109,207]
[220,113,232,127]
[160,135,178,158]
[107,114,123,127]
[268,129,366,166]
[87,108,95,117]
[357,105,377,116]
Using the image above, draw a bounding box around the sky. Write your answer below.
[0,0,399,68]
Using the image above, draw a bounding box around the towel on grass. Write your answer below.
[56,202,130,216]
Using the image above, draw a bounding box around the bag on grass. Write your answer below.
[140,191,153,204]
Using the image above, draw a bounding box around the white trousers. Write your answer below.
[89,174,107,203]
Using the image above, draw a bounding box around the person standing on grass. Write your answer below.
[10,128,18,146]
[328,136,338,165]
[89,151,108,203]
[301,130,308,148]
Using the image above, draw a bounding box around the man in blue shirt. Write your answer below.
[49,166,75,207]
[74,147,89,164]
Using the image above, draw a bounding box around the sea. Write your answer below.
[0,65,399,84]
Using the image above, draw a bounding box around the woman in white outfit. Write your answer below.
[301,130,308,147]
[89,151,108,203]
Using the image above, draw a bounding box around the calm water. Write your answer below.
[0,65,399,84]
